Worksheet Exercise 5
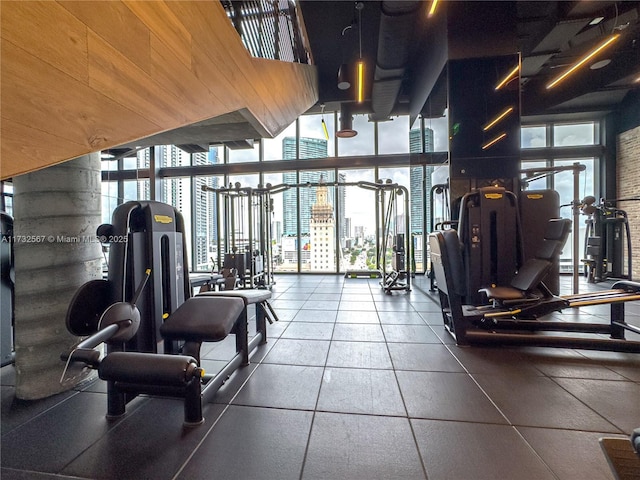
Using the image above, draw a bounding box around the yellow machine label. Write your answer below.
[526,194,544,200]
[484,193,503,200]
[154,215,173,224]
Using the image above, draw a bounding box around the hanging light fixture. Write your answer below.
[336,103,357,138]
[337,63,351,90]
[337,23,353,90]
[320,104,330,140]
[355,2,365,103]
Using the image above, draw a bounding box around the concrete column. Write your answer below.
[12,154,102,400]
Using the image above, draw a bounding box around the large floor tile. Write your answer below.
[335,310,379,324]
[301,300,340,311]
[317,368,406,416]
[231,364,323,410]
[473,373,620,432]
[519,426,622,480]
[2,391,130,473]
[302,412,426,480]
[388,343,465,372]
[374,301,416,312]
[1,469,79,480]
[552,377,640,433]
[176,406,313,480]
[332,323,386,342]
[280,322,334,340]
[377,311,426,325]
[262,338,330,366]
[412,419,556,480]
[325,341,393,369]
[396,371,507,424]
[293,309,337,322]
[381,324,442,343]
[62,398,224,480]
[339,300,377,311]
[449,346,544,376]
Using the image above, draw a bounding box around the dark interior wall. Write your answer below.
[602,90,640,200]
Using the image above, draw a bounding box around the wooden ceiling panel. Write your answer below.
[1,0,318,180]
[60,1,152,74]
[1,1,88,82]
[123,0,192,69]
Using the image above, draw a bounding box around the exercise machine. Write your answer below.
[375,180,410,293]
[203,184,274,290]
[429,218,640,353]
[581,196,633,283]
[61,200,278,426]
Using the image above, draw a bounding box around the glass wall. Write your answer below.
[98,114,601,276]
[338,168,376,272]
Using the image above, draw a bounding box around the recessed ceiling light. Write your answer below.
[589,16,605,26]
[590,59,611,70]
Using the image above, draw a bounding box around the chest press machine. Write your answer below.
[429,215,640,353]
[61,201,278,426]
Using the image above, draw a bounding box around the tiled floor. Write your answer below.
[2,274,639,480]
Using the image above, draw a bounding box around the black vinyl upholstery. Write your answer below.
[160,296,245,342]
[480,218,571,303]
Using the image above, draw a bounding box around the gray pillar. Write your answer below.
[12,154,102,400]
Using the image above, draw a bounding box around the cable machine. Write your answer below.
[267,179,411,292]
[203,184,274,290]
[581,196,633,283]
[372,180,411,293]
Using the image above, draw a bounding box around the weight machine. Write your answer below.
[203,184,274,290]
[61,200,278,426]
[580,195,633,283]
[430,207,640,353]
[266,179,411,292]
[374,180,411,293]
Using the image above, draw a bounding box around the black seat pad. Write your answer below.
[198,289,271,305]
[160,296,245,342]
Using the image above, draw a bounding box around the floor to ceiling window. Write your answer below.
[98,114,602,277]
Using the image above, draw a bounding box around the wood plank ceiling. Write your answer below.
[1,0,318,180]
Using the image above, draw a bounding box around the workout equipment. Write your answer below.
[456,186,523,305]
[269,179,411,291]
[374,180,410,294]
[429,220,640,353]
[203,184,274,290]
[1,212,14,366]
[581,196,632,283]
[600,428,640,480]
[61,200,278,426]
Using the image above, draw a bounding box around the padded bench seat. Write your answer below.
[198,289,272,305]
[160,296,245,342]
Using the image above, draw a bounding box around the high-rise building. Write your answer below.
[310,181,336,271]
[282,137,331,235]
[192,148,219,270]
[409,127,435,234]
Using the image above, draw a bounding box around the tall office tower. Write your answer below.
[409,127,435,234]
[192,148,219,270]
[337,172,347,240]
[282,137,332,236]
[310,181,336,271]
[137,149,151,200]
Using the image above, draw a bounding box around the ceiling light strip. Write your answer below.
[428,0,439,17]
[482,133,507,150]
[483,106,514,131]
[546,34,620,90]
[495,65,520,90]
